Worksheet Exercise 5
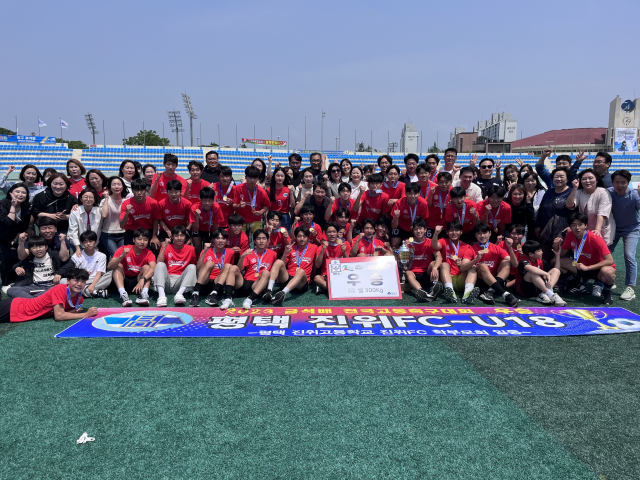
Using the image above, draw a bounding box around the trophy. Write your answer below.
[396,244,412,285]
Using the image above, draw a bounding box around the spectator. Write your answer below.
[64,231,111,298]
[66,159,87,198]
[0,183,31,284]
[521,172,546,214]
[287,153,304,187]
[68,188,103,256]
[535,148,583,187]
[377,155,393,179]
[118,159,140,190]
[400,153,419,185]
[506,184,536,241]
[453,166,483,203]
[340,158,352,183]
[0,164,45,202]
[438,148,461,183]
[31,173,78,234]
[535,167,573,262]
[86,169,107,198]
[473,158,504,198]
[100,176,129,258]
[202,150,221,184]
[592,152,613,188]
[349,166,367,200]
[142,164,156,193]
[566,168,614,246]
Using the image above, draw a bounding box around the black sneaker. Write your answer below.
[427,282,443,301]
[602,291,613,306]
[315,286,322,295]
[262,290,273,302]
[189,292,200,307]
[461,287,480,304]
[414,289,429,302]
[504,292,519,307]
[444,287,458,303]
[479,290,495,304]
[272,291,286,305]
[205,293,219,307]
[93,289,109,299]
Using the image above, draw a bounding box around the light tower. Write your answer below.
[85,113,99,145]
[181,93,198,147]
[168,110,184,146]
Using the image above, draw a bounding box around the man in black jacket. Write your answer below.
[201,150,222,184]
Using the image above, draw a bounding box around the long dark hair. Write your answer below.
[503,164,519,188]
[19,164,42,183]
[118,160,141,181]
[252,158,267,183]
[521,172,545,193]
[269,166,291,203]
[506,184,526,206]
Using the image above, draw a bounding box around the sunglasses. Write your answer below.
[331,170,341,174]
[481,165,493,169]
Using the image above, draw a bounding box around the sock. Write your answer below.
[463,283,474,298]
[603,283,613,292]
[194,283,203,294]
[157,286,165,297]
[545,289,554,298]
[283,287,290,294]
[445,282,453,290]
[176,286,187,296]
[118,287,126,296]
[224,285,234,299]
[268,279,275,289]
[491,281,506,296]
[214,283,224,295]
[142,287,149,296]
[248,291,259,300]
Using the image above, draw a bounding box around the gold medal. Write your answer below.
[280,227,286,234]
[310,227,315,234]
[572,261,577,266]
[255,271,259,278]
[452,255,458,260]
[223,196,228,201]
[483,248,489,254]
[408,237,414,243]
[517,245,522,252]
[374,252,379,256]
[337,239,343,245]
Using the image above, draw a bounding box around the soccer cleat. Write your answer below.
[174,293,186,305]
[602,291,613,306]
[120,292,133,307]
[479,290,495,305]
[550,293,567,306]
[414,288,429,302]
[205,293,219,307]
[189,292,200,307]
[620,286,635,301]
[94,289,109,299]
[262,290,273,302]
[461,287,480,304]
[272,291,286,305]
[504,293,519,307]
[443,287,458,303]
[242,298,253,310]
[315,286,322,295]
[135,292,150,306]
[156,296,168,307]
[591,285,603,298]
[536,293,552,305]
[220,298,234,310]
[427,282,444,301]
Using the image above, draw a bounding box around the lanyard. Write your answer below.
[295,245,308,268]
[480,241,491,252]
[339,199,351,210]
[255,249,267,273]
[420,186,428,199]
[574,232,588,263]
[384,181,397,189]
[408,202,417,224]
[362,236,373,248]
[213,249,225,270]
[219,182,233,200]
[429,171,438,183]
[230,235,240,247]
[449,240,460,257]
[247,185,257,209]
[489,203,501,231]
[438,190,448,217]
[67,286,83,311]
[458,205,466,225]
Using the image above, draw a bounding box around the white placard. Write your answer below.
[327,256,402,300]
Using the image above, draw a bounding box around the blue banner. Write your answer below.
[0,135,57,143]
[56,306,640,338]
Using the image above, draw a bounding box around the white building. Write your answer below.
[474,112,518,143]
[400,123,418,154]
[448,127,466,148]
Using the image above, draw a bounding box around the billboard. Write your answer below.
[0,135,57,144]
[241,138,287,147]
[614,128,638,152]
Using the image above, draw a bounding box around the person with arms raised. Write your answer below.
[473,158,504,198]
[0,164,45,202]
[535,148,583,187]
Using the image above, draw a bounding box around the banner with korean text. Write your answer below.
[241,138,287,147]
[327,256,402,300]
[56,306,640,338]
[0,135,57,143]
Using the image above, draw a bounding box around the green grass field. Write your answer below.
[1,245,639,478]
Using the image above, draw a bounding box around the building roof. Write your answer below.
[511,128,606,148]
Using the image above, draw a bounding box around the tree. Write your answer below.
[58,138,88,149]
[202,142,219,147]
[123,129,170,146]
[239,143,247,148]
[427,142,440,153]
[0,127,16,135]
[356,142,375,152]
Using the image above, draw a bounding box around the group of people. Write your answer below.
[0,146,637,324]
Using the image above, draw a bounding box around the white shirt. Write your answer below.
[349,181,368,200]
[33,254,54,284]
[453,180,483,203]
[72,250,107,281]
[438,166,460,183]
[68,207,103,247]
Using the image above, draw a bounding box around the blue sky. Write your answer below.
[2,0,639,150]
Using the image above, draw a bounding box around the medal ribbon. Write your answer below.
[409,203,417,225]
[248,185,257,209]
[489,203,501,230]
[438,190,448,217]
[574,231,588,264]
[448,239,460,257]
[255,249,267,274]
[67,286,83,311]
[213,249,225,271]
[295,245,308,268]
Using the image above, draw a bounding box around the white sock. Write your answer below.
[118,287,126,296]
[142,287,149,295]
[157,286,165,297]
[545,289,554,298]
[177,286,187,296]
[283,287,290,294]
[463,283,474,296]
[268,279,275,289]
[445,282,453,290]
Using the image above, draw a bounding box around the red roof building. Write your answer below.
[511,128,606,154]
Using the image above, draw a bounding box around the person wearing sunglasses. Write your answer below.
[326,163,343,199]
[473,158,504,198]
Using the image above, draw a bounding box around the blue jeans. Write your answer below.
[610,229,639,287]
[101,232,124,258]
[280,213,292,232]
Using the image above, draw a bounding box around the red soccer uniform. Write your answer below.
[336,222,351,241]
[68,177,86,198]
[243,248,278,281]
[561,231,616,269]
[295,221,326,244]
[498,240,527,276]
[438,238,474,276]
[120,197,161,231]
[356,235,385,256]
[382,180,406,200]
[159,197,193,229]
[330,198,356,220]
[114,245,156,277]
[233,183,270,224]
[266,186,292,214]
[163,244,196,275]
[189,203,224,235]
[419,182,438,201]
[184,178,211,204]
[200,247,235,280]
[285,243,318,281]
[226,231,250,261]
[477,200,512,232]
[152,173,187,202]
[357,191,390,223]
[392,197,430,232]
[470,243,510,276]
[319,242,350,275]
[407,239,435,274]
[444,199,477,233]
[9,284,82,323]
[212,182,234,228]
[268,229,287,256]
[426,188,452,229]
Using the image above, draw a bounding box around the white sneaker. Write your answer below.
[174,293,186,305]
[156,296,168,307]
[536,293,552,305]
[1,284,12,295]
[620,286,636,301]
[591,285,603,297]
[220,298,234,310]
[550,293,567,306]
[242,298,253,309]
[135,292,150,306]
[121,292,133,307]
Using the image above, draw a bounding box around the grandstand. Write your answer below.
[1,143,640,177]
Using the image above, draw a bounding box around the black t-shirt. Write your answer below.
[303,196,331,230]
[473,177,504,198]
[201,166,220,184]
[289,170,304,188]
[518,258,551,278]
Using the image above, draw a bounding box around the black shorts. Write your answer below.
[412,271,433,289]
[237,279,256,296]
[124,274,141,292]
[191,231,212,242]
[517,279,538,298]
[578,269,601,281]
[390,228,412,240]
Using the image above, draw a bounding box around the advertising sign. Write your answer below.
[0,135,57,144]
[614,128,638,152]
[241,138,287,147]
[327,256,402,300]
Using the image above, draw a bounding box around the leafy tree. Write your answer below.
[239,143,247,148]
[58,138,88,149]
[202,142,219,147]
[123,129,170,146]
[356,142,376,152]
[427,142,440,153]
[0,127,16,135]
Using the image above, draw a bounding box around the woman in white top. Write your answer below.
[349,166,367,200]
[566,168,615,245]
[340,158,352,184]
[521,172,546,213]
[295,168,315,202]
[68,188,103,256]
[100,176,130,258]
[118,159,139,190]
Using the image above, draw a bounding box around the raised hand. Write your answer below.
[452,164,461,173]
[126,204,133,213]
[186,179,193,189]
[505,237,513,248]
[470,207,478,218]
[515,157,524,167]
[470,154,478,167]
[58,233,67,242]
[123,247,131,255]
[195,209,201,215]
[572,179,579,189]
[322,240,329,249]
[19,232,28,243]
[203,242,211,251]
[15,267,25,276]
[576,150,588,162]
[7,165,16,174]
[434,225,443,234]
[541,147,553,158]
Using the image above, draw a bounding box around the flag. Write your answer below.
[38,118,46,127]
[61,119,69,129]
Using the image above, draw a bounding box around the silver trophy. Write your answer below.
[396,244,412,284]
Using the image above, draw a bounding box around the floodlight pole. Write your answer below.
[321,110,325,152]
[181,93,198,147]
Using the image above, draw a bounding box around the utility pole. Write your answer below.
[181,93,197,147]
[321,110,325,152]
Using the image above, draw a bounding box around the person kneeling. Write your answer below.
[403,219,443,302]
[153,225,197,307]
[516,240,566,306]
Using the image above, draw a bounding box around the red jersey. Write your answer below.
[319,242,350,275]
[114,245,156,277]
[233,183,270,223]
[120,197,161,231]
[200,247,235,280]
[295,221,326,244]
[243,248,278,281]
[10,284,82,323]
[516,258,550,297]
[426,187,452,229]
[444,199,477,233]
[498,240,527,276]
[266,186,292,214]
[419,182,438,201]
[212,182,234,228]
[330,197,356,220]
[226,231,250,260]
[152,173,187,202]
[357,191,390,223]
[163,244,196,275]
[159,197,193,229]
[68,177,86,198]
[285,243,318,281]
[356,235,385,256]
[268,229,287,256]
[185,178,211,204]
[477,200,512,232]
[470,243,509,275]
[189,203,224,235]
[438,238,473,276]
[561,231,616,269]
[407,239,434,274]
[336,222,351,242]
[382,180,406,200]
[392,197,429,232]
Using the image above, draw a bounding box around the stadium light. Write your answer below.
[85,113,99,145]
[168,110,184,146]
[181,93,198,147]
